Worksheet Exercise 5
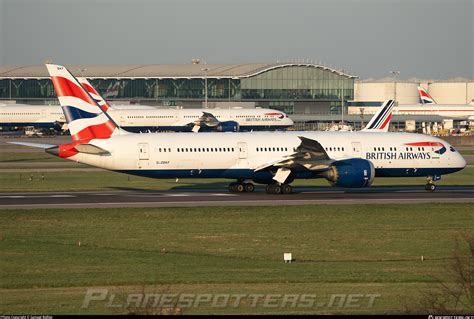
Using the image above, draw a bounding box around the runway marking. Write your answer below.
[50,195,76,198]
[2,197,474,209]
[0,195,75,198]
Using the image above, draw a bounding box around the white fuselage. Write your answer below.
[350,104,474,119]
[66,131,466,183]
[0,105,65,128]
[109,107,292,131]
[394,104,474,118]
[0,105,292,131]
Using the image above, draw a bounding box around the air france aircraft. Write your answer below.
[78,78,293,133]
[12,65,466,194]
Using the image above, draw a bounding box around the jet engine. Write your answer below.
[324,158,375,188]
[216,121,240,132]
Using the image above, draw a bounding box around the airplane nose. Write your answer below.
[458,153,467,168]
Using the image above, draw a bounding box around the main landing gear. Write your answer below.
[228,182,255,193]
[425,175,441,192]
[228,182,293,194]
[265,183,292,194]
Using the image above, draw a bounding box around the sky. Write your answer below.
[0,0,472,79]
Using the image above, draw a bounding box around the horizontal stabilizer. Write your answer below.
[7,141,57,149]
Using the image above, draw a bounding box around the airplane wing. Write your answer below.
[254,136,334,183]
[8,141,57,149]
[188,112,221,132]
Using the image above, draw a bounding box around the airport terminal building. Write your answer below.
[0,63,356,115]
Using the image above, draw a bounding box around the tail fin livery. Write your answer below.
[417,86,436,104]
[362,100,395,132]
[77,77,114,112]
[46,64,121,142]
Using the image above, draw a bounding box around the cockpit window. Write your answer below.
[450,146,456,152]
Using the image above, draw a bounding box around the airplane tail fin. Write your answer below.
[46,64,125,142]
[77,77,115,112]
[362,100,395,132]
[418,86,436,104]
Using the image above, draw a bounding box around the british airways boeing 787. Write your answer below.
[12,65,466,194]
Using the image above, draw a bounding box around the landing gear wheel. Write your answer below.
[282,184,292,194]
[235,183,244,192]
[265,185,274,194]
[425,183,436,192]
[228,182,244,193]
[273,184,282,194]
[244,183,255,193]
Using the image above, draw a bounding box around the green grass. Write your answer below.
[460,150,474,156]
[0,151,65,163]
[0,204,473,314]
[0,167,472,192]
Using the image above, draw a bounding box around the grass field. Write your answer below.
[0,204,473,314]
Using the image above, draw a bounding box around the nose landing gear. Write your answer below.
[425,175,441,192]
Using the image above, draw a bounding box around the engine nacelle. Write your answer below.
[216,121,240,132]
[324,158,375,188]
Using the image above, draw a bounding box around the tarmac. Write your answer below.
[1,186,473,209]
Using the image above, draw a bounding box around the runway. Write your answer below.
[1,186,474,209]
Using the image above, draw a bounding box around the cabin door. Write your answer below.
[238,142,248,159]
[138,143,149,168]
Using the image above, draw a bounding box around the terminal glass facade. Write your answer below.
[0,66,354,113]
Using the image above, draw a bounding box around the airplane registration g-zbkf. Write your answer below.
[12,64,466,194]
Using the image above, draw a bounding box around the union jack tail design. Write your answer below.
[417,86,436,104]
[46,64,122,142]
[77,77,114,112]
[362,100,395,132]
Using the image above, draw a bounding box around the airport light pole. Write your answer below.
[201,67,209,108]
[389,70,400,105]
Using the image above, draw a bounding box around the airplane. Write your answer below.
[0,79,294,133]
[361,100,394,132]
[417,86,474,106]
[11,64,466,194]
[83,78,394,133]
[78,78,294,133]
[0,104,66,130]
[328,100,394,132]
[389,87,474,118]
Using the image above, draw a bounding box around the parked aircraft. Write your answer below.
[78,78,293,133]
[390,87,474,118]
